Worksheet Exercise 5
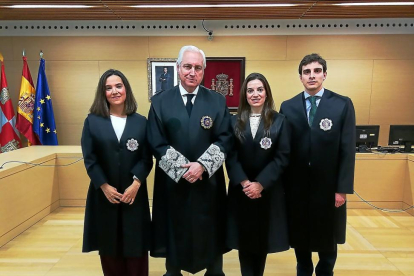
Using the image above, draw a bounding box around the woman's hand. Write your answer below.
[121,179,141,205]
[243,181,263,199]
[101,183,123,204]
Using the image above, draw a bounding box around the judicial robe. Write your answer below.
[81,113,153,257]
[147,85,232,274]
[226,111,290,254]
[279,89,356,252]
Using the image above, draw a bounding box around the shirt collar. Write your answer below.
[304,88,324,99]
[179,84,199,97]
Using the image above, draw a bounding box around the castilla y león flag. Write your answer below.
[16,56,40,145]
[0,56,22,153]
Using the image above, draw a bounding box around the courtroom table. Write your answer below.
[1,146,413,247]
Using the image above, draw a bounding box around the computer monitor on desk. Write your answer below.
[388,125,414,153]
[356,125,380,152]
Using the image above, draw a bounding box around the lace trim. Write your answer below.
[197,144,225,177]
[249,116,261,139]
[159,147,189,183]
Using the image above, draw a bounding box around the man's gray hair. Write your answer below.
[176,45,207,69]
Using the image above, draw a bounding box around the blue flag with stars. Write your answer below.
[33,58,58,145]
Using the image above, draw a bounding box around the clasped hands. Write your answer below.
[241,180,263,199]
[101,180,141,205]
[182,162,205,183]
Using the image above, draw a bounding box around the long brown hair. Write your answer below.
[89,69,137,117]
[234,73,275,141]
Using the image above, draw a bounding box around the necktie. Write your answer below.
[186,94,195,116]
[308,96,318,127]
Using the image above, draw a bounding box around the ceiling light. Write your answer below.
[6,5,93,8]
[334,2,414,6]
[130,4,298,8]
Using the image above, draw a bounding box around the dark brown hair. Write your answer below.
[298,53,327,75]
[234,73,275,141]
[89,69,137,117]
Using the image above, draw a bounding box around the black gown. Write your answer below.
[81,113,153,257]
[280,89,356,252]
[147,85,233,274]
[226,111,290,254]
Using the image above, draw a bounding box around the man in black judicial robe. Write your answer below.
[147,45,232,275]
[280,54,356,276]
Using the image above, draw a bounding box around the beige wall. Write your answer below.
[1,35,414,145]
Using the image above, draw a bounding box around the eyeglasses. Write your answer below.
[181,64,203,72]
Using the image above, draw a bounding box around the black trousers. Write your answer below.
[164,255,225,276]
[238,251,267,276]
[294,247,337,276]
[100,255,148,276]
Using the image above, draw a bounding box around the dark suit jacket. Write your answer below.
[226,111,290,254]
[81,113,153,257]
[280,89,356,252]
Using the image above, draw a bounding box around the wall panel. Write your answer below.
[287,35,414,60]
[1,34,413,145]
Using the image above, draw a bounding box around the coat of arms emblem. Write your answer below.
[211,73,234,97]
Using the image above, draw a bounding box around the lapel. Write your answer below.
[188,87,207,143]
[118,115,131,146]
[105,116,122,145]
[294,93,309,128]
[311,89,331,129]
[170,86,190,125]
[252,117,265,143]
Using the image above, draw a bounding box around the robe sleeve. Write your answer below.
[147,104,189,183]
[255,116,291,190]
[131,121,154,182]
[225,119,248,186]
[81,116,108,190]
[197,104,233,178]
[336,97,356,194]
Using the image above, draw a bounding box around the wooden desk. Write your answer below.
[1,147,413,247]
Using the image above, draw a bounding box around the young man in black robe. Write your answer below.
[147,45,232,276]
[280,53,356,276]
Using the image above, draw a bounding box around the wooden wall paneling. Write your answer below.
[149,36,288,61]
[11,37,150,61]
[370,60,414,146]
[56,154,88,206]
[0,37,13,60]
[403,156,414,216]
[0,158,59,247]
[349,159,406,204]
[246,60,303,109]
[46,61,100,145]
[287,35,414,61]
[98,61,150,116]
[324,60,374,125]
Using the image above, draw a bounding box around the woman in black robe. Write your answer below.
[81,69,153,276]
[226,73,290,276]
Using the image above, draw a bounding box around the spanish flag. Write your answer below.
[16,56,40,145]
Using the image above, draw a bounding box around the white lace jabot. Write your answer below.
[249,114,261,139]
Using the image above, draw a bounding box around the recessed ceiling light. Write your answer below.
[334,2,414,6]
[130,4,298,8]
[6,5,93,8]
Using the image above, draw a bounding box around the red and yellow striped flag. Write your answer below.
[16,56,40,145]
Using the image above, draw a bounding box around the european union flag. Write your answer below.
[33,58,58,145]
